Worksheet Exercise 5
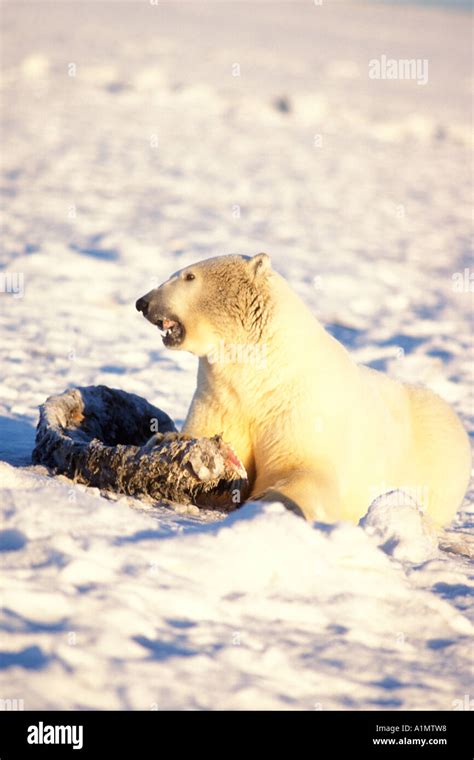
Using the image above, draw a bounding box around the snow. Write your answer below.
[0,0,473,710]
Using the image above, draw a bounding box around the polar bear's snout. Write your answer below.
[136,287,186,348]
[135,294,150,316]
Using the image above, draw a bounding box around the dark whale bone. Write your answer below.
[32,385,249,510]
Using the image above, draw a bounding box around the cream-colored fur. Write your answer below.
[137,254,471,525]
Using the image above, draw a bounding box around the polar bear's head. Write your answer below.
[136,253,272,356]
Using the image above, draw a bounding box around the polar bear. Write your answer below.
[136,253,471,525]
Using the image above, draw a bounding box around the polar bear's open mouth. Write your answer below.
[156,317,185,347]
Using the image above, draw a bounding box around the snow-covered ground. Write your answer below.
[0,0,472,710]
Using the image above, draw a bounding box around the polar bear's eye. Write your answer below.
[184,272,196,281]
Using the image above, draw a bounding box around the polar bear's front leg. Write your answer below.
[252,469,342,522]
[183,396,256,485]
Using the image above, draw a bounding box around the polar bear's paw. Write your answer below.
[360,490,439,563]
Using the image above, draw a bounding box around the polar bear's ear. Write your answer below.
[249,252,271,277]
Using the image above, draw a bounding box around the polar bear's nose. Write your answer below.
[136,296,149,316]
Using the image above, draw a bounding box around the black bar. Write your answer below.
[0,710,472,758]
